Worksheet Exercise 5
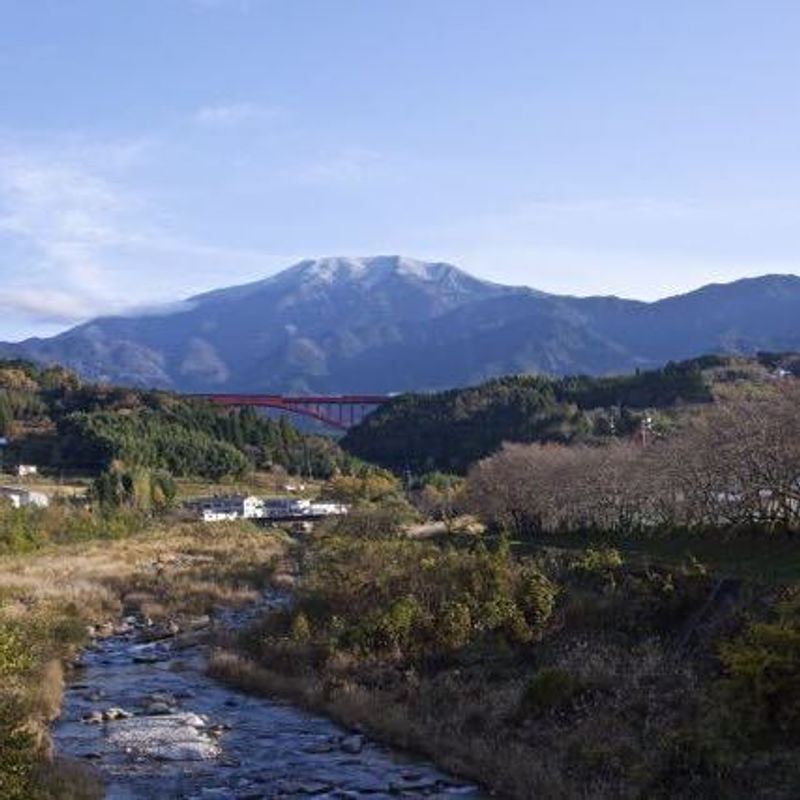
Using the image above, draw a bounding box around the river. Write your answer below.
[52,605,485,799]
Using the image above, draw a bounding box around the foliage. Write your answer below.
[571,547,625,590]
[321,468,404,505]
[0,503,145,555]
[92,466,177,511]
[251,535,558,664]
[0,611,88,800]
[343,359,712,473]
[0,358,357,480]
[0,393,12,437]
[519,667,585,718]
[719,620,800,744]
[467,383,800,538]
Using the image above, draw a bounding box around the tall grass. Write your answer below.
[0,517,289,799]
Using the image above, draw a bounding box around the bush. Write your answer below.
[518,568,559,628]
[519,667,584,718]
[258,535,560,664]
[289,612,312,643]
[0,504,145,555]
[719,621,800,744]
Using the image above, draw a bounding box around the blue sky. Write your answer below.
[1,0,800,339]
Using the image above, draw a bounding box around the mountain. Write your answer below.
[3,256,800,393]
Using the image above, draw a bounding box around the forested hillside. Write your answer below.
[342,354,794,473]
[0,360,353,480]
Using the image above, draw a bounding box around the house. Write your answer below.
[186,493,349,523]
[15,465,38,478]
[185,494,265,521]
[0,486,50,509]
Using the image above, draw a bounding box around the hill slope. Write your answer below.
[3,257,800,392]
[341,353,800,474]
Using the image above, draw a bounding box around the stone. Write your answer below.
[147,691,176,704]
[132,652,163,664]
[173,630,208,650]
[340,734,364,754]
[105,714,222,761]
[144,701,175,716]
[303,741,336,754]
[103,707,133,721]
[199,788,232,799]
[82,711,104,725]
[389,776,439,793]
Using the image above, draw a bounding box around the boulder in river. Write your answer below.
[106,713,221,761]
[103,707,133,721]
[340,733,364,754]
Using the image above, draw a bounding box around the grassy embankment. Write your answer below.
[0,513,289,800]
[211,521,800,800]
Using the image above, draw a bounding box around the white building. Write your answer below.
[0,486,50,509]
[308,501,348,516]
[186,495,265,521]
[187,493,349,523]
[15,465,38,478]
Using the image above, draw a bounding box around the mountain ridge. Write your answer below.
[3,256,800,393]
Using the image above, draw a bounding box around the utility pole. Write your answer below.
[640,415,653,447]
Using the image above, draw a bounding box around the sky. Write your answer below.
[1,0,800,339]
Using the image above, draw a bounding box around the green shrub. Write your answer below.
[289,612,312,643]
[352,597,425,653]
[519,667,584,718]
[518,568,559,628]
[271,534,560,663]
[571,547,624,590]
[435,600,473,650]
[719,621,800,744]
[0,621,35,676]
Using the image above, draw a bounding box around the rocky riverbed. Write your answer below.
[53,608,485,799]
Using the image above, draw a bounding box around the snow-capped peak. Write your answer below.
[291,255,453,285]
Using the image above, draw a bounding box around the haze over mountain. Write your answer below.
[2,256,800,393]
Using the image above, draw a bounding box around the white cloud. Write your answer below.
[193,102,281,128]
[0,136,288,335]
[293,147,383,185]
[0,288,96,325]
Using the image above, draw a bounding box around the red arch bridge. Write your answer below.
[194,394,391,430]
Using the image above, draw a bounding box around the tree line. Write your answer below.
[0,359,358,480]
[467,383,800,536]
[343,358,716,474]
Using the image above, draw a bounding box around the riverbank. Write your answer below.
[212,529,800,800]
[54,599,482,798]
[0,520,290,799]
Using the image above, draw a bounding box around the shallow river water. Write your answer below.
[53,611,485,800]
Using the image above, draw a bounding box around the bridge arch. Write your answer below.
[194,394,390,430]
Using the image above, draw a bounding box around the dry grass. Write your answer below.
[0,520,290,620]
[209,534,798,800]
[0,519,290,799]
[209,648,571,799]
[31,757,104,800]
[174,471,323,501]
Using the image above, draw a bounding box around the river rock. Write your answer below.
[103,707,133,721]
[389,775,440,793]
[132,652,164,664]
[144,701,175,716]
[146,691,176,704]
[340,734,364,754]
[106,714,222,761]
[173,630,208,650]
